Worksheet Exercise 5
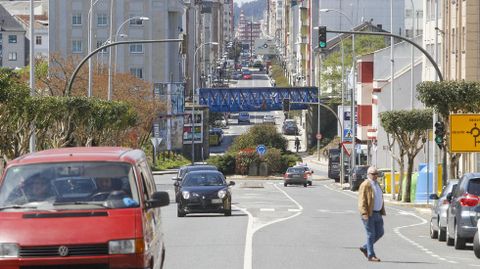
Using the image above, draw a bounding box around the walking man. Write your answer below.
[294,137,300,153]
[358,166,385,262]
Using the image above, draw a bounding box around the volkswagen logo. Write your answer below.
[58,246,69,257]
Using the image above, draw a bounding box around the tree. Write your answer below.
[417,81,480,179]
[321,35,386,99]
[380,109,433,202]
[229,125,288,153]
[20,54,165,148]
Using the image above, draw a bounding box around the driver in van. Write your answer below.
[24,174,53,202]
[95,177,114,192]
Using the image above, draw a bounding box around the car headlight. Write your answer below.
[182,191,190,200]
[0,243,19,258]
[109,239,144,254]
[218,189,227,199]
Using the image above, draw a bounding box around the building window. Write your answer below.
[72,13,82,25]
[72,40,82,53]
[96,40,109,53]
[8,35,17,44]
[8,52,17,61]
[129,44,143,53]
[130,68,143,79]
[129,16,145,25]
[97,13,108,26]
[35,35,42,45]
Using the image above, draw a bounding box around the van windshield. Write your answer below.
[0,162,140,210]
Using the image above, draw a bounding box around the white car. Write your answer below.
[263,115,275,124]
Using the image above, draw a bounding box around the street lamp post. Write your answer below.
[108,16,150,100]
[191,41,219,164]
[87,0,104,98]
[319,8,355,184]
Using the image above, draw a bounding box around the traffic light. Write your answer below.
[434,121,445,149]
[282,98,290,112]
[318,26,327,49]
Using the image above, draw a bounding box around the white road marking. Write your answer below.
[322,183,461,265]
[238,183,303,269]
[260,208,275,212]
[288,208,302,212]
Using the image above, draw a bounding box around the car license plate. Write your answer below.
[211,199,222,204]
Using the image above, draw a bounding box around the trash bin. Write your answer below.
[415,163,444,203]
[384,172,400,194]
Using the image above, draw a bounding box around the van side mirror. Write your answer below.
[173,181,180,187]
[446,193,453,202]
[229,181,235,186]
[146,191,170,208]
[429,194,439,200]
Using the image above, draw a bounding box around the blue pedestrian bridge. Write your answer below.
[198,87,319,113]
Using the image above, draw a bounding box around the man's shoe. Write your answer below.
[359,247,368,258]
[368,256,381,262]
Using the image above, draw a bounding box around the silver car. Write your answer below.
[445,173,480,249]
[429,179,458,241]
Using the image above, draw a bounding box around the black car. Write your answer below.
[172,165,219,202]
[282,120,299,135]
[175,170,235,217]
[445,173,480,249]
[349,165,370,191]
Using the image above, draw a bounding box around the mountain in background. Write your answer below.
[233,0,266,27]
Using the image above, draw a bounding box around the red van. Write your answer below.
[0,147,169,269]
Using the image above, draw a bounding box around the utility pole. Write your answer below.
[390,0,396,199]
[29,0,35,152]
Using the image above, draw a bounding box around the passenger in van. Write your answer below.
[24,174,54,202]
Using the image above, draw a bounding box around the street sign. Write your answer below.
[342,142,353,156]
[256,144,267,155]
[450,114,480,152]
[316,133,322,140]
[150,138,163,151]
[343,129,352,142]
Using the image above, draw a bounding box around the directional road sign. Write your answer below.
[450,114,480,152]
[256,144,267,155]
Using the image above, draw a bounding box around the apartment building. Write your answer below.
[0,4,26,68]
[49,0,184,86]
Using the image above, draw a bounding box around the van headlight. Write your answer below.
[109,239,137,254]
[218,189,227,199]
[0,243,19,257]
[182,191,190,200]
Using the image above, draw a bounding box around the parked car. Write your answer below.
[172,165,219,202]
[262,115,275,124]
[445,173,480,249]
[175,170,235,217]
[284,166,309,187]
[238,112,251,124]
[350,165,370,191]
[282,119,299,135]
[474,220,480,258]
[293,164,313,186]
[429,179,459,241]
[0,147,170,269]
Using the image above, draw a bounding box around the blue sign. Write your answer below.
[256,144,267,155]
[199,87,319,112]
[344,129,353,142]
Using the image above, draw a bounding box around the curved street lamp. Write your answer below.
[191,41,219,164]
[108,16,150,101]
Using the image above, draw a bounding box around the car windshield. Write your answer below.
[182,173,226,186]
[0,162,140,210]
[287,168,305,173]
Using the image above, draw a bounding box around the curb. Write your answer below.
[152,170,177,175]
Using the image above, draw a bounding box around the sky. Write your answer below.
[234,0,254,6]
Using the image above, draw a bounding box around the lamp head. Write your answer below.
[139,17,150,21]
[319,9,330,13]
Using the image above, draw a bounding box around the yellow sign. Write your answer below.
[450,114,480,152]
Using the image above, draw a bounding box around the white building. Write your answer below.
[49,0,184,86]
